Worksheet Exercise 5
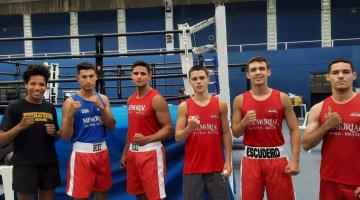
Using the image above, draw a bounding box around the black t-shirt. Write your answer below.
[0,98,59,165]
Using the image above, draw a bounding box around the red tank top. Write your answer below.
[319,94,360,185]
[183,96,224,174]
[127,89,161,143]
[241,90,285,147]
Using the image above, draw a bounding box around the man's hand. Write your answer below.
[120,154,126,168]
[242,110,256,126]
[44,124,57,137]
[187,116,200,131]
[324,106,342,129]
[354,187,360,199]
[222,161,232,177]
[89,95,105,110]
[69,100,81,115]
[134,133,150,146]
[18,115,34,130]
[285,160,300,176]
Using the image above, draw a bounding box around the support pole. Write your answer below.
[95,35,105,94]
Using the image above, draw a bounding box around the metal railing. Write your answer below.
[227,37,360,52]
[1,37,360,58]
[0,48,184,60]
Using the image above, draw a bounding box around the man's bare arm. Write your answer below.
[302,102,341,151]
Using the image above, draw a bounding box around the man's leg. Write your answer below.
[241,158,265,200]
[66,151,94,199]
[139,147,166,200]
[94,191,108,200]
[93,150,112,199]
[265,158,295,200]
[13,165,38,200]
[136,194,148,200]
[38,163,60,200]
[38,189,55,200]
[183,174,205,200]
[126,150,145,197]
[205,172,230,200]
[17,192,35,200]
[339,183,359,200]
[319,179,343,200]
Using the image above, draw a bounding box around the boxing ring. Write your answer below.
[0,5,236,200]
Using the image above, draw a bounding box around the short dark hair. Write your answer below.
[247,56,270,71]
[328,58,355,72]
[131,60,150,73]
[188,65,209,78]
[76,62,96,74]
[23,64,50,83]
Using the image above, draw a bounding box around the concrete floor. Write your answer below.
[232,122,322,200]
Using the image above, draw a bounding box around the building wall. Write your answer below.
[0,0,359,106]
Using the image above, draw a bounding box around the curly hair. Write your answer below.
[23,64,50,83]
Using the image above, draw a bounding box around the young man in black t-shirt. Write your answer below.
[0,65,60,200]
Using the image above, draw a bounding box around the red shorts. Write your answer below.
[66,141,112,198]
[320,179,358,200]
[241,146,295,200]
[126,142,166,200]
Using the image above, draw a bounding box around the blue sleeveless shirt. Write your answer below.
[71,93,106,143]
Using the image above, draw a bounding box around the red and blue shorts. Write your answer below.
[66,141,112,198]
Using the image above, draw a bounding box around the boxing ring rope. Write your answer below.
[0,59,206,105]
[0,73,188,107]
[56,61,186,69]
[0,61,235,105]
[0,49,193,62]
[0,73,187,85]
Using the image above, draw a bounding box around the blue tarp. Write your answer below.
[1,105,234,199]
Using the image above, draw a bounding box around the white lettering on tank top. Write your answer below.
[128,105,147,115]
[193,123,219,135]
[83,115,104,128]
[328,122,360,137]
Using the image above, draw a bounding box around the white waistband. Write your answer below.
[244,145,286,159]
[129,141,162,152]
[73,141,107,153]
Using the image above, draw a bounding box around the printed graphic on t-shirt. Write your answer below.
[210,114,219,119]
[268,109,278,113]
[328,122,360,137]
[128,105,147,115]
[248,118,279,130]
[350,112,360,117]
[82,115,104,128]
[193,123,219,135]
[23,112,53,122]
[81,108,89,114]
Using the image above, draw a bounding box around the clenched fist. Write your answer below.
[18,115,35,130]
[187,115,200,131]
[89,95,105,110]
[69,100,81,115]
[243,110,256,126]
[44,123,57,137]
